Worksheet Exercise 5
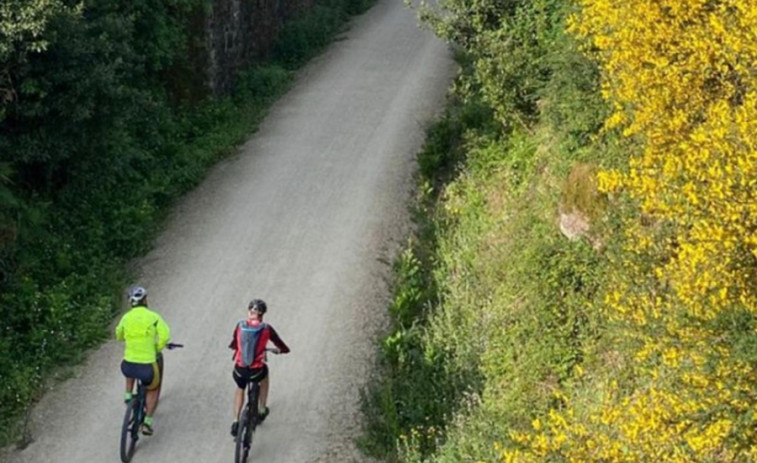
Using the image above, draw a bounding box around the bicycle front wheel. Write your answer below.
[234,413,251,463]
[120,401,138,462]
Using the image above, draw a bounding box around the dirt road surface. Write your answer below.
[1,0,454,462]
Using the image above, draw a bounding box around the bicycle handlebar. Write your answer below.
[167,342,184,350]
[265,347,281,354]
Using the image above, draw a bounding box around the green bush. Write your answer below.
[274,4,345,69]
[235,66,292,105]
[272,0,375,69]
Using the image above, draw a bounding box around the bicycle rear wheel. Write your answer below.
[120,400,138,462]
[234,411,251,463]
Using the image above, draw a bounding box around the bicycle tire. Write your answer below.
[234,411,250,463]
[120,400,138,462]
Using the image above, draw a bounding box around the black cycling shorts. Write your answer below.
[233,364,268,389]
[121,354,163,391]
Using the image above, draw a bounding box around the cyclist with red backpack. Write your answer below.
[228,299,290,437]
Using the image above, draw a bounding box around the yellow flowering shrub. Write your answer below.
[498,0,757,461]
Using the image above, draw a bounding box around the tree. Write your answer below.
[0,0,80,121]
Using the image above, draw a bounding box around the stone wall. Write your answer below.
[205,0,309,94]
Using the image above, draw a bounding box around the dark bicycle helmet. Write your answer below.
[128,286,147,306]
[248,299,267,314]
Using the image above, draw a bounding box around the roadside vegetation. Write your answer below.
[0,0,374,444]
[363,0,757,461]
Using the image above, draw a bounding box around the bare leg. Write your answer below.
[125,377,135,394]
[145,389,159,417]
[259,376,270,411]
[154,355,164,412]
[145,357,163,418]
[152,383,162,413]
[233,387,245,421]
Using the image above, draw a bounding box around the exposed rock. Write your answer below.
[558,162,606,251]
[559,209,590,241]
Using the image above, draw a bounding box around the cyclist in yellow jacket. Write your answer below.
[115,286,171,436]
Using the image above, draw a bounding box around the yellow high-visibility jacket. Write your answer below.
[115,305,170,364]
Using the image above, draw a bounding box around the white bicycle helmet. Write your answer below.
[128,286,147,306]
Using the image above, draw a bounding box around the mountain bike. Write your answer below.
[234,347,279,463]
[120,342,183,463]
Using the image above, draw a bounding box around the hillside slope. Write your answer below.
[364,0,757,461]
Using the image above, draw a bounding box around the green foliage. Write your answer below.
[234,65,292,104]
[365,116,608,463]
[0,0,80,121]
[421,0,605,136]
[273,0,374,69]
[416,95,494,185]
[274,5,340,68]
[360,101,480,460]
[0,0,62,59]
